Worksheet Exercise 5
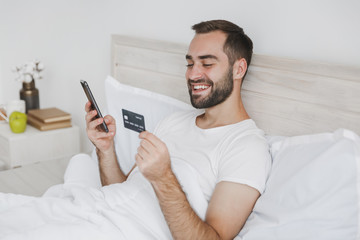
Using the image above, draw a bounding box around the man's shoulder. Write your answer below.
[221,119,268,149]
[227,119,265,138]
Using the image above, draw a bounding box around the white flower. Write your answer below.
[37,62,44,71]
[12,60,45,83]
[32,72,39,80]
[24,74,33,83]
[25,64,34,74]
[15,73,21,81]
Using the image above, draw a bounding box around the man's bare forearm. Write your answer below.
[96,147,126,186]
[151,171,221,240]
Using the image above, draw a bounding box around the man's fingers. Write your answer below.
[85,101,92,112]
[88,117,104,130]
[89,130,112,139]
[139,139,154,154]
[103,115,113,124]
[85,110,99,125]
[85,109,97,122]
[138,140,154,159]
[135,154,145,168]
[135,153,142,163]
[139,131,163,147]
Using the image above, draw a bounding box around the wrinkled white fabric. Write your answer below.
[0,155,207,240]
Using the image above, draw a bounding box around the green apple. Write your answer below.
[9,111,27,133]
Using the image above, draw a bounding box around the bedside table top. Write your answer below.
[0,122,79,140]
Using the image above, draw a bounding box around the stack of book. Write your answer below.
[27,107,72,131]
[0,108,6,121]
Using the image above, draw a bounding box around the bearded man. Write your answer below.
[85,19,271,239]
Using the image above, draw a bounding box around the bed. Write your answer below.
[0,34,359,239]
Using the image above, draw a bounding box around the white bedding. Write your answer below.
[0,154,208,240]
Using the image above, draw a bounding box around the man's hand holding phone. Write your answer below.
[81,80,131,185]
[81,79,115,153]
[85,101,116,153]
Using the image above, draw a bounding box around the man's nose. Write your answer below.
[187,65,203,80]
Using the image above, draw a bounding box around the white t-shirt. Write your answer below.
[154,110,272,201]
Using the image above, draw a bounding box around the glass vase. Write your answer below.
[20,79,39,113]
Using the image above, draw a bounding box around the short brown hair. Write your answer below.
[192,20,253,76]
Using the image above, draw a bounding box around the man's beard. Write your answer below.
[188,67,234,109]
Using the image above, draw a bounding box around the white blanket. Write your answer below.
[0,154,208,240]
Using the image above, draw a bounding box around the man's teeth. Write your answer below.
[194,85,209,90]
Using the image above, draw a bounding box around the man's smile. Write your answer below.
[192,84,211,93]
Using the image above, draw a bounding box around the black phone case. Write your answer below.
[80,80,109,133]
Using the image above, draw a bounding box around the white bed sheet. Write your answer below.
[0,154,208,240]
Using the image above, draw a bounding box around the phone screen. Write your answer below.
[80,80,109,132]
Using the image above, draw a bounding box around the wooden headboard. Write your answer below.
[111,35,360,136]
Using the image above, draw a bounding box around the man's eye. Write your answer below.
[186,64,194,68]
[203,64,213,67]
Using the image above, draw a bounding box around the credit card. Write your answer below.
[122,109,146,133]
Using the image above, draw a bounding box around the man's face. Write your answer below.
[185,31,234,109]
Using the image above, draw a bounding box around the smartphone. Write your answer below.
[80,80,109,132]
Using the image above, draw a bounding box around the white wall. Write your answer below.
[1,0,359,153]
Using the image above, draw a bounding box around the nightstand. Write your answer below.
[0,123,80,169]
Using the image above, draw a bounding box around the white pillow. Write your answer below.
[102,76,193,174]
[238,129,360,240]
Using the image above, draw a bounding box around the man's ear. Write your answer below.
[232,58,247,83]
